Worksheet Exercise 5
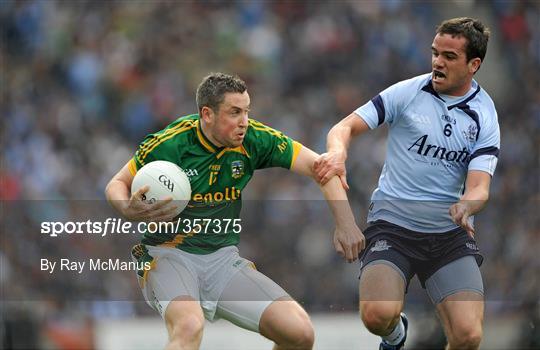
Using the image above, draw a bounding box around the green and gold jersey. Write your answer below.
[128,114,302,254]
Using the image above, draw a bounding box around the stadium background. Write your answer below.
[1,1,538,349]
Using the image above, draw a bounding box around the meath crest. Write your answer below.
[231,160,244,179]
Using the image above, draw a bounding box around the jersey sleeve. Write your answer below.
[130,133,163,174]
[247,119,302,170]
[354,77,420,129]
[128,118,195,175]
[468,108,500,176]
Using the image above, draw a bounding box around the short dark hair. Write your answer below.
[196,73,247,112]
[436,17,490,63]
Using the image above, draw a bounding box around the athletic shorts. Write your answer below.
[131,244,289,332]
[359,220,483,292]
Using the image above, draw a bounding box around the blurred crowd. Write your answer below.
[1,0,539,348]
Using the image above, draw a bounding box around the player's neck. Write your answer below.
[440,80,476,101]
[446,79,474,97]
[200,121,225,148]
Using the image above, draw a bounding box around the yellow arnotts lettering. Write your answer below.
[192,187,242,204]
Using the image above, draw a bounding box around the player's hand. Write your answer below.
[123,185,178,222]
[314,151,349,190]
[449,202,475,238]
[333,222,365,263]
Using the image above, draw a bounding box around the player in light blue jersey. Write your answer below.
[315,18,499,350]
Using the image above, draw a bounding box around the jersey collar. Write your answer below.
[422,78,481,106]
[447,81,481,110]
[195,118,221,153]
[421,79,445,102]
[195,117,250,158]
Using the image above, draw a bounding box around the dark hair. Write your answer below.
[436,17,490,63]
[196,73,247,112]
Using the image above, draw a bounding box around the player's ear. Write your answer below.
[469,58,481,74]
[200,106,214,123]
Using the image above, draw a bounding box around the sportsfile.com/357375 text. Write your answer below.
[40,218,242,238]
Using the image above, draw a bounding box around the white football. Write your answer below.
[131,160,191,216]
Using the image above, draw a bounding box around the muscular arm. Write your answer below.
[327,113,371,158]
[105,162,135,209]
[291,146,365,262]
[449,170,492,237]
[290,145,319,179]
[314,113,370,188]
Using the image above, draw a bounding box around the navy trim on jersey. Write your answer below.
[421,80,445,102]
[448,85,481,110]
[371,94,386,126]
[457,106,481,141]
[470,146,500,160]
[449,85,483,141]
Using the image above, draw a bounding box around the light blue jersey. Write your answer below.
[355,73,500,232]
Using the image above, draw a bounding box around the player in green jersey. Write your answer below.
[127,113,303,254]
[106,73,363,350]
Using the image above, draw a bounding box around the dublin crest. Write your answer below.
[463,124,478,143]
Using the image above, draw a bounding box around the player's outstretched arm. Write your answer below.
[314,113,370,189]
[321,176,365,262]
[291,146,365,262]
[449,170,492,237]
[105,161,178,222]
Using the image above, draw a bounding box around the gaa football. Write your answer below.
[131,160,191,216]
